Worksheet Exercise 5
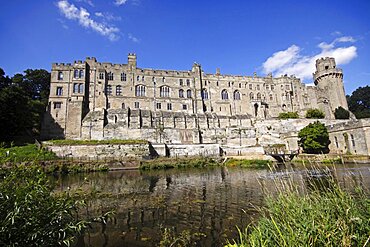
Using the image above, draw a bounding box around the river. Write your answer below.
[54,163,370,247]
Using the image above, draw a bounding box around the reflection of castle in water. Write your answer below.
[57,165,370,247]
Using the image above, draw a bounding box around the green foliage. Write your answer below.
[0,168,88,246]
[226,179,370,247]
[305,108,325,119]
[47,139,148,145]
[0,68,51,143]
[298,121,330,154]
[0,144,57,163]
[347,85,370,119]
[334,106,350,119]
[159,227,206,247]
[224,159,271,169]
[278,112,299,119]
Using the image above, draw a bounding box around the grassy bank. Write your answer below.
[140,157,220,170]
[224,158,272,169]
[226,171,370,247]
[0,144,58,163]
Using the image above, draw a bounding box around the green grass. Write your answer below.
[140,157,220,170]
[46,139,148,145]
[0,144,58,163]
[224,159,272,169]
[226,168,370,247]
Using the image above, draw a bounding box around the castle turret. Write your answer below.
[128,53,137,71]
[313,57,348,119]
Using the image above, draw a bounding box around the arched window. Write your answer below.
[142,76,145,81]
[79,83,84,94]
[73,69,78,78]
[137,76,140,81]
[257,93,261,100]
[233,90,241,100]
[249,92,254,100]
[122,103,125,109]
[116,85,122,96]
[186,79,190,86]
[135,85,146,97]
[160,86,170,97]
[179,89,184,98]
[57,71,63,80]
[221,89,228,100]
[162,77,166,82]
[201,89,208,100]
[79,70,84,78]
[179,79,183,86]
[186,89,192,98]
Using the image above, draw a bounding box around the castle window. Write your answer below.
[73,69,78,78]
[107,72,114,81]
[271,85,274,90]
[228,82,231,87]
[249,84,252,90]
[142,76,145,81]
[99,72,104,80]
[182,104,187,110]
[167,103,172,110]
[56,87,63,96]
[137,76,140,81]
[179,89,184,98]
[179,79,183,86]
[162,77,166,82]
[221,89,228,100]
[351,134,355,147]
[186,79,190,86]
[239,83,241,88]
[216,81,219,86]
[134,102,140,108]
[233,90,241,100]
[257,85,260,90]
[79,70,84,78]
[122,103,125,109]
[204,81,207,86]
[106,85,112,95]
[186,89,192,98]
[57,71,63,80]
[266,85,269,90]
[73,83,83,94]
[269,94,273,101]
[79,84,84,94]
[335,136,339,148]
[249,92,254,100]
[282,93,286,101]
[116,85,122,96]
[73,83,78,93]
[53,102,62,109]
[107,103,111,109]
[257,93,261,100]
[160,86,170,97]
[325,66,329,70]
[135,85,146,97]
[120,72,126,81]
[286,92,290,101]
[156,102,161,110]
[201,89,208,100]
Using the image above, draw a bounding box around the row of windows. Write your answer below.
[111,102,188,111]
[57,70,84,80]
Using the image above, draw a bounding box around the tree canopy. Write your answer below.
[347,86,370,119]
[305,108,325,119]
[298,121,330,154]
[334,106,350,119]
[278,112,299,119]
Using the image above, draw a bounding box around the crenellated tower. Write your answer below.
[313,57,348,119]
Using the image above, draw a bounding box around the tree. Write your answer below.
[278,112,299,119]
[298,121,330,154]
[305,108,325,119]
[334,106,350,119]
[347,85,370,119]
[0,68,11,90]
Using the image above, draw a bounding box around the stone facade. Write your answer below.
[41,54,370,157]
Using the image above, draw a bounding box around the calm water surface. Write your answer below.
[54,163,370,247]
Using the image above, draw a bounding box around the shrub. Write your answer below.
[298,121,330,154]
[334,106,350,119]
[305,108,325,119]
[278,112,299,119]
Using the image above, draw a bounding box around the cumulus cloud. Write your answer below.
[76,0,94,7]
[95,11,122,21]
[262,36,357,81]
[114,0,128,6]
[57,0,119,41]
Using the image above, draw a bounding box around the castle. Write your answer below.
[42,55,370,157]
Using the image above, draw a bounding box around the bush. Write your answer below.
[298,121,330,154]
[305,108,325,119]
[0,168,88,246]
[278,112,299,119]
[334,106,350,119]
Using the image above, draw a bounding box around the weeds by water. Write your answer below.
[0,144,58,163]
[226,165,370,247]
[224,159,272,169]
[140,157,220,170]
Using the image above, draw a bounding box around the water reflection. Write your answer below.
[53,164,370,247]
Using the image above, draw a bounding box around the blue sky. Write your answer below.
[0,0,369,94]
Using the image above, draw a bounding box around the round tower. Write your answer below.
[313,57,348,119]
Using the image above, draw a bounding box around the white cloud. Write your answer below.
[95,11,122,21]
[114,0,128,6]
[76,0,94,7]
[128,33,139,43]
[262,36,358,81]
[57,0,119,41]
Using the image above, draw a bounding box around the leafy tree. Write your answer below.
[334,106,350,119]
[298,121,330,154]
[305,108,325,119]
[0,68,11,90]
[347,85,370,119]
[278,112,299,119]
